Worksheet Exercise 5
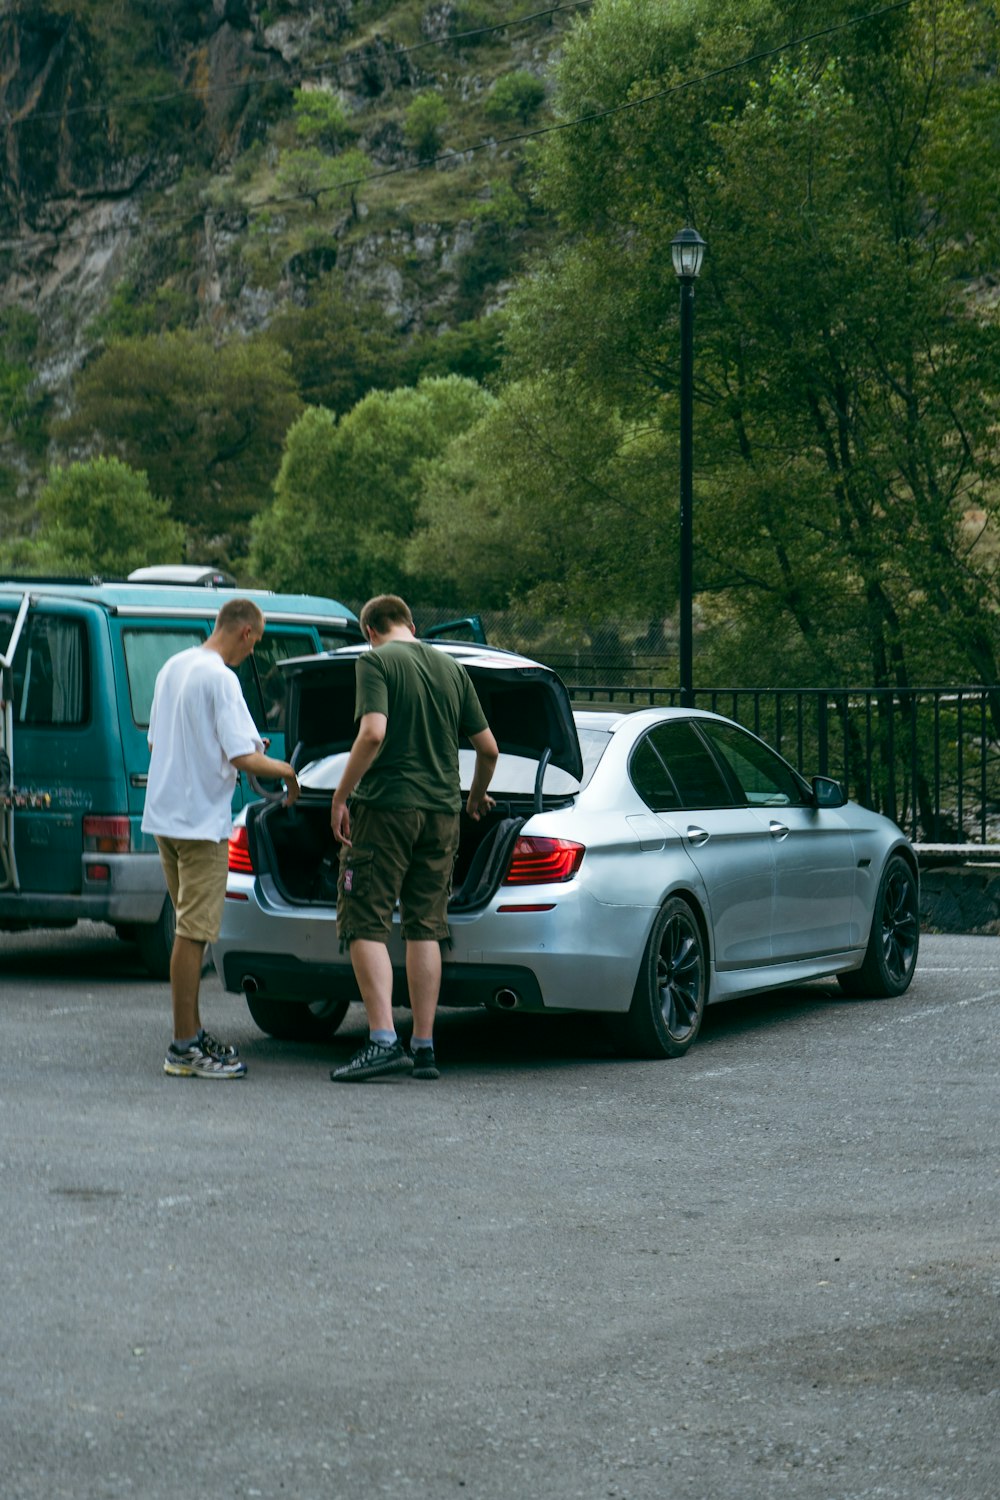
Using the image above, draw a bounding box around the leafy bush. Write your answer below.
[485,71,546,125]
[293,90,353,150]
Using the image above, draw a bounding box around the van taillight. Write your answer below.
[503,836,585,885]
[228,825,254,874]
[82,816,131,854]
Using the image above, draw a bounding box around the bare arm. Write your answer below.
[466,726,499,820]
[231,749,301,806]
[330,712,387,845]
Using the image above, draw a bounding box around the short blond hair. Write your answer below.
[217,598,265,633]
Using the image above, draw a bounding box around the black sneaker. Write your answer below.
[163,1040,247,1079]
[329,1038,414,1083]
[200,1028,240,1060]
[410,1045,440,1080]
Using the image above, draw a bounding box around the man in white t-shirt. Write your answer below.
[142,598,300,1079]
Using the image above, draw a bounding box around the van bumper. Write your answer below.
[0,853,166,929]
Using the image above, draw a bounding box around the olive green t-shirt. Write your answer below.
[352,641,489,812]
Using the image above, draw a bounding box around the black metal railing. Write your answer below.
[565,683,1000,847]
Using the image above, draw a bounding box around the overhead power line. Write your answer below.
[2,0,916,254]
[234,0,922,212]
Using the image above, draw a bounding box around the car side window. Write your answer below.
[646,720,737,808]
[629,735,682,812]
[123,628,206,728]
[697,720,806,806]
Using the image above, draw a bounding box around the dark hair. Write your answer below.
[359,594,414,636]
[216,598,265,632]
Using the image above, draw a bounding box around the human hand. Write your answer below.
[466,791,496,822]
[282,768,300,807]
[331,797,352,845]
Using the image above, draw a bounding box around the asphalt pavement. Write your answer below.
[0,924,997,1500]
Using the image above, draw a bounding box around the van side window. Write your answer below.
[123,628,206,727]
[3,615,89,726]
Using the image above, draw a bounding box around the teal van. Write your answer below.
[0,577,363,975]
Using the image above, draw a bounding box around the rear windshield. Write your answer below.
[300,727,612,797]
[0,609,89,726]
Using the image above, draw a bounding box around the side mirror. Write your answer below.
[812,775,847,808]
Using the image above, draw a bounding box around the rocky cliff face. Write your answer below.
[0,2,550,428]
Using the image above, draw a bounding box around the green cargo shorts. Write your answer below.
[335,803,460,945]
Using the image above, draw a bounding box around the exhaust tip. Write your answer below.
[493,987,519,1010]
[241,975,259,995]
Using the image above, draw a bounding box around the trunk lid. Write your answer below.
[281,643,584,783]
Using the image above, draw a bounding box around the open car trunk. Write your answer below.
[245,641,584,914]
[248,794,528,912]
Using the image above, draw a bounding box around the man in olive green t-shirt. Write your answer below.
[329,594,498,1083]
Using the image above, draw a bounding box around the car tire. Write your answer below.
[837,853,919,998]
[135,896,176,980]
[620,896,707,1059]
[245,994,350,1042]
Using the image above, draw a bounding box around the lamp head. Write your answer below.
[671,225,706,281]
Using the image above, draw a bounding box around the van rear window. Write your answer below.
[123,628,205,727]
[0,613,89,726]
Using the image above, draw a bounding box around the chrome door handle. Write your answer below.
[686,825,709,847]
[769,820,789,840]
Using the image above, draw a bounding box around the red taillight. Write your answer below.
[83,815,131,854]
[228,824,254,874]
[502,836,585,886]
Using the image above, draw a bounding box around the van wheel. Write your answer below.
[135,897,176,979]
[245,994,350,1042]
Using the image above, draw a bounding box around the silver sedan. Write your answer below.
[213,645,919,1060]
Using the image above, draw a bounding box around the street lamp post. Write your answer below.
[671,226,706,708]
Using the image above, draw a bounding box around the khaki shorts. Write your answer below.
[155,835,230,944]
[336,804,460,945]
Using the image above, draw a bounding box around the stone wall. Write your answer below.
[920,864,1000,936]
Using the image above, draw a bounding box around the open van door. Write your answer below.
[0,591,31,891]
[423,615,487,645]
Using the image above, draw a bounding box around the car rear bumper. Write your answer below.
[214,875,653,1014]
[222,949,546,1012]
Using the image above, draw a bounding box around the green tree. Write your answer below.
[408,375,671,614]
[250,376,493,598]
[505,0,1000,692]
[6,458,185,576]
[268,285,401,416]
[274,147,369,214]
[404,92,448,161]
[62,330,303,562]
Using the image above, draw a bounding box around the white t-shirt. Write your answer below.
[142,646,263,842]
